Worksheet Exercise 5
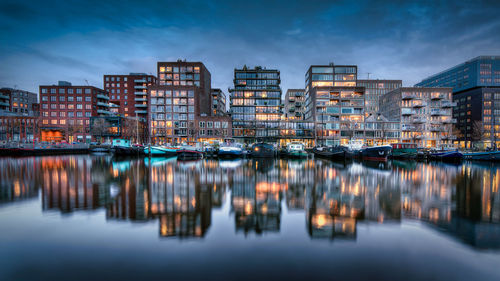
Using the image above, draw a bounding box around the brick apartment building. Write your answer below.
[39,81,111,142]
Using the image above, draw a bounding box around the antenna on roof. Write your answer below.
[367,72,371,79]
[84,79,89,86]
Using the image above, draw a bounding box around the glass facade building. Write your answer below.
[357,79,402,115]
[229,66,282,143]
[284,89,305,120]
[415,56,500,149]
[415,56,500,92]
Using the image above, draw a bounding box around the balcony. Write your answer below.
[135,91,146,95]
[135,104,148,108]
[295,92,304,97]
[413,117,426,123]
[441,101,457,108]
[134,79,146,83]
[412,101,427,108]
[97,102,109,107]
[430,126,443,132]
[401,108,416,115]
[289,107,295,112]
[97,109,112,115]
[442,135,457,140]
[135,98,147,102]
[431,93,446,100]
[96,94,109,100]
[402,92,418,100]
[135,110,147,114]
[289,97,295,102]
[0,94,9,99]
[402,125,416,131]
[134,85,146,89]
[443,118,457,124]
[431,109,447,116]
[296,102,303,107]
[0,101,9,107]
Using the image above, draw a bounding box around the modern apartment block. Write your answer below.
[0,90,9,112]
[149,61,231,144]
[415,56,500,92]
[103,73,156,119]
[453,87,500,148]
[379,87,455,149]
[415,56,500,149]
[229,65,282,143]
[157,60,212,116]
[211,88,227,116]
[284,89,305,120]
[304,64,364,146]
[357,80,402,115]
[39,81,111,142]
[0,88,38,116]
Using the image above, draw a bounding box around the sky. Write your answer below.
[1,0,500,97]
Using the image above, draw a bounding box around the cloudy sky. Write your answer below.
[1,0,499,95]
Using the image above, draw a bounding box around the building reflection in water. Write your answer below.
[231,159,285,234]
[0,157,41,204]
[0,155,498,248]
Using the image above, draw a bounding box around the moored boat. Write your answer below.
[218,143,244,158]
[429,150,463,162]
[144,146,179,157]
[330,146,353,161]
[111,139,143,156]
[360,145,392,161]
[312,146,332,159]
[463,151,500,161]
[250,143,275,158]
[390,143,417,159]
[286,142,308,158]
[176,145,203,160]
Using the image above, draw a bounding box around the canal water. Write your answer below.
[0,156,499,281]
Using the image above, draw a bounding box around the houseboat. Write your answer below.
[250,143,275,158]
[360,145,392,161]
[390,143,417,159]
[286,142,308,158]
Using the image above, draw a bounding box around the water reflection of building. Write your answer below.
[0,158,40,203]
[231,159,286,234]
[400,162,500,249]
[106,159,149,220]
[306,163,364,240]
[41,157,113,213]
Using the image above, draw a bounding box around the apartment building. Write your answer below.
[39,81,111,142]
[284,89,305,120]
[229,65,282,143]
[379,87,455,149]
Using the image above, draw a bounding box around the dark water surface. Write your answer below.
[0,156,499,281]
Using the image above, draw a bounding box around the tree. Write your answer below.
[90,118,110,143]
[471,120,488,149]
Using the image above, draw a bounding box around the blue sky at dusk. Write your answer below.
[1,0,499,94]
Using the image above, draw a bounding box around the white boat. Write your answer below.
[218,143,244,158]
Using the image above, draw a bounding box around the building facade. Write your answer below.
[103,73,156,120]
[211,88,227,116]
[415,56,500,92]
[453,87,500,148]
[415,56,500,149]
[284,89,305,120]
[0,88,38,116]
[229,66,282,143]
[39,81,112,142]
[379,87,455,148]
[148,60,224,144]
[357,80,402,115]
[157,60,212,116]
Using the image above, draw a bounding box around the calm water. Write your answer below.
[0,156,499,281]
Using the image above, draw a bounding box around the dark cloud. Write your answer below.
[0,0,499,95]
